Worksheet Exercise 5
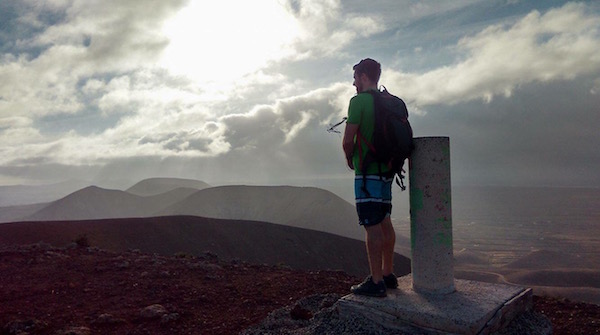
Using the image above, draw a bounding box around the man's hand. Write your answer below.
[346,156,354,170]
[343,123,359,170]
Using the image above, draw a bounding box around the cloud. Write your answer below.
[159,1,302,89]
[1,0,598,190]
[0,78,352,170]
[0,82,355,186]
[416,76,600,187]
[0,116,32,129]
[0,0,187,119]
[28,0,186,68]
[592,77,600,95]
[385,2,600,107]
[284,0,385,59]
[220,83,352,151]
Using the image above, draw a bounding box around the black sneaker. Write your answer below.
[383,273,398,289]
[350,276,386,297]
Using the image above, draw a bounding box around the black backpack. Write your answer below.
[360,86,414,191]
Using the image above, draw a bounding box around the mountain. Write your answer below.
[21,186,198,222]
[158,185,365,241]
[0,177,210,223]
[2,182,410,255]
[0,203,49,223]
[126,177,211,196]
[0,180,90,206]
[0,216,411,277]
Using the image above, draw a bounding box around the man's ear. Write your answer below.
[360,72,373,85]
[357,72,366,85]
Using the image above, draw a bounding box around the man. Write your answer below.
[342,58,397,297]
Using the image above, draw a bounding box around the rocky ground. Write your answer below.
[0,243,598,335]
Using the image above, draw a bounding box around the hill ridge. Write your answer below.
[158,184,365,241]
[126,177,211,196]
[0,215,410,277]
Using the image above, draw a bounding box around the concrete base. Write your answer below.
[338,275,532,335]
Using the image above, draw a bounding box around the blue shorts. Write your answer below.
[355,175,393,226]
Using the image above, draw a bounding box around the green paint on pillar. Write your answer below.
[410,188,424,211]
[411,219,416,254]
[442,143,450,157]
[436,217,452,229]
[435,232,452,247]
[410,188,423,255]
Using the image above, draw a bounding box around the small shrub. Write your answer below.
[174,252,193,259]
[74,235,90,248]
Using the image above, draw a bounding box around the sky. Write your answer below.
[0,0,599,199]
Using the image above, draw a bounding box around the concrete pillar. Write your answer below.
[409,137,455,294]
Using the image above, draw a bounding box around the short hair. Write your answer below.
[353,58,381,83]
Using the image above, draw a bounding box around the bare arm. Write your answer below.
[342,123,359,170]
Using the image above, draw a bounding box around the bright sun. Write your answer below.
[160,1,300,88]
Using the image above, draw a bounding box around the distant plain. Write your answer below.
[393,186,600,304]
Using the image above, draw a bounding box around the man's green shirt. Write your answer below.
[347,91,390,175]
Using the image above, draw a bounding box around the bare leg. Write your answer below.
[381,216,396,275]
[365,224,384,282]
